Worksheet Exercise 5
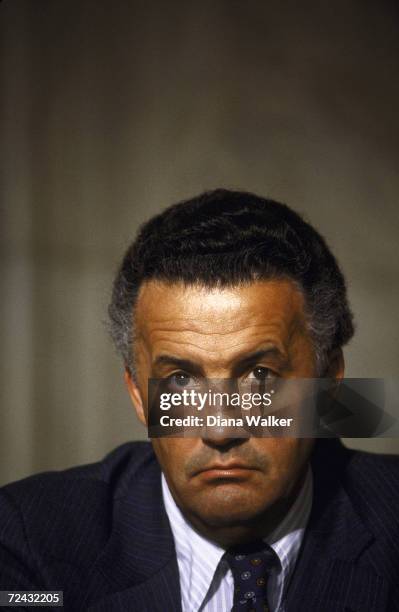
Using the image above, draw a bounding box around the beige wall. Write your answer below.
[1,0,398,485]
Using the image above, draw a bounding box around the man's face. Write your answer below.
[126,279,337,544]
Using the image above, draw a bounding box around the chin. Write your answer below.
[191,485,273,526]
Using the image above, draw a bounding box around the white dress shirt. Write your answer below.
[162,466,313,612]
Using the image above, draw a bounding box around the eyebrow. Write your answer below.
[152,346,288,376]
[234,347,288,371]
[152,355,203,376]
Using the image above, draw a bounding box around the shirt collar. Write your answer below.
[162,474,226,612]
[266,465,313,609]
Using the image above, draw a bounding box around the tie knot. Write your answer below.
[225,539,279,568]
[224,540,279,611]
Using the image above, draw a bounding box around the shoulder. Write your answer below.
[0,441,158,566]
[342,445,399,528]
[346,443,399,475]
[1,440,156,501]
[313,438,399,494]
[312,439,399,538]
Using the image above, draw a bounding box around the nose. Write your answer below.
[199,379,247,447]
[201,428,247,450]
[201,437,247,453]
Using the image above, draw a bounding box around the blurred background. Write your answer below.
[1,0,398,485]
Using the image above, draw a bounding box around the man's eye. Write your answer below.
[247,366,274,381]
[167,372,196,389]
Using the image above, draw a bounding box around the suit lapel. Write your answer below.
[86,455,182,611]
[285,439,389,612]
[87,557,181,611]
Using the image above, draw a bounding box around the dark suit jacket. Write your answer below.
[0,438,398,612]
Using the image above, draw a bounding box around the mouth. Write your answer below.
[193,463,259,481]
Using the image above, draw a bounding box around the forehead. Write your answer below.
[134,279,308,362]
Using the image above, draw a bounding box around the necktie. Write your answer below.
[224,540,279,612]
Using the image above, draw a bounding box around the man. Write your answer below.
[0,189,398,611]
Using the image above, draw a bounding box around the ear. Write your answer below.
[124,368,147,426]
[323,348,345,404]
[325,347,345,381]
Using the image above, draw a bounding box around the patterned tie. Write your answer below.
[224,540,279,612]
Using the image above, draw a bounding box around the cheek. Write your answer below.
[151,439,194,485]
[254,439,313,487]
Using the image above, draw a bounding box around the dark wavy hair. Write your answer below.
[108,189,354,375]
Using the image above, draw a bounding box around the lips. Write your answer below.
[194,463,258,480]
